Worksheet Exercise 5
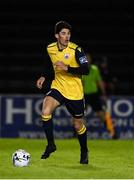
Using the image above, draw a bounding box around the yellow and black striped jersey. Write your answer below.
[46,41,89,100]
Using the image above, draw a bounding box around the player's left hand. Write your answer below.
[55,61,68,71]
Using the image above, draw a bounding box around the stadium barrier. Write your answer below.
[0,94,134,139]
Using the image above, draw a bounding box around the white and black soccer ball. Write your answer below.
[12,149,30,167]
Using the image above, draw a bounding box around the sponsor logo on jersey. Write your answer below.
[79,56,88,64]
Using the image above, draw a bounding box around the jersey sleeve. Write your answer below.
[67,46,89,75]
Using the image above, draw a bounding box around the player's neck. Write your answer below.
[57,42,67,51]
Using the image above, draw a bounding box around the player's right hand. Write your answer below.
[36,76,45,89]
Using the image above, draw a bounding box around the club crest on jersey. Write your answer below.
[64,54,69,59]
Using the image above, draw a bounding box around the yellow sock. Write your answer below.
[77,124,86,135]
[41,114,52,121]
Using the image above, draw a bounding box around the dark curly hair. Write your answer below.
[54,21,72,34]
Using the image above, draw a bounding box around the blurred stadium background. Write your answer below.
[0,0,134,139]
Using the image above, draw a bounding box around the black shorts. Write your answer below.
[84,92,103,112]
[46,89,85,118]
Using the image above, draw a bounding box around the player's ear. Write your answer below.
[55,34,59,39]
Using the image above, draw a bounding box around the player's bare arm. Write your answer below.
[36,76,45,89]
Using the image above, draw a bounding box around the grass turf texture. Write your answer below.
[0,138,134,179]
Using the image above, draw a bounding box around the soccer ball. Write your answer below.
[12,149,30,167]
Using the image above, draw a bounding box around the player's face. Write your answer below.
[56,28,71,49]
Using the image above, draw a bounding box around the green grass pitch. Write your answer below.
[0,138,134,179]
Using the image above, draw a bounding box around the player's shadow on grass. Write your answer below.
[50,163,101,171]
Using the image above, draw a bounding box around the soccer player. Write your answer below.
[36,21,90,164]
[82,53,116,139]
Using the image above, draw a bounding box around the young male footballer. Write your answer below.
[36,21,90,164]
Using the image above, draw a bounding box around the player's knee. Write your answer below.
[76,123,87,135]
[41,106,52,121]
[73,119,87,135]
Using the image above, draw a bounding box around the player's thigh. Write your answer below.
[42,96,60,115]
[65,99,85,118]
[65,99,85,130]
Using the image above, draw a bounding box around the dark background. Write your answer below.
[0,0,133,95]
